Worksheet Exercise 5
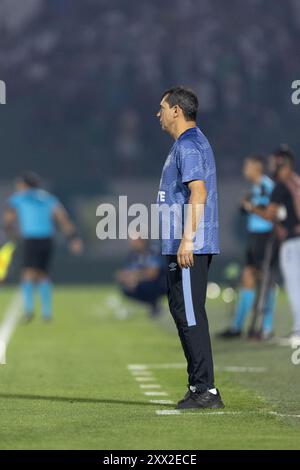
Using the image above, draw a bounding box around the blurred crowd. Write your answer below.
[0,0,299,186]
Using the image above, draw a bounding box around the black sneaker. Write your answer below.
[217,328,241,339]
[21,313,34,324]
[177,389,225,410]
[150,302,162,317]
[42,316,52,323]
[177,388,194,406]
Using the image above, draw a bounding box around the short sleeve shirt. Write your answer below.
[270,183,300,239]
[157,127,220,255]
[247,175,274,233]
[8,189,60,238]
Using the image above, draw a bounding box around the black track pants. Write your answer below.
[166,254,214,392]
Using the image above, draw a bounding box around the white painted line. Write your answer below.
[155,410,300,418]
[0,292,22,365]
[156,410,242,416]
[144,391,168,396]
[139,384,161,389]
[156,410,181,415]
[142,363,185,370]
[269,411,300,419]
[130,370,153,376]
[129,363,267,373]
[215,366,267,373]
[135,377,155,382]
[0,341,6,365]
[128,364,148,370]
[149,400,175,405]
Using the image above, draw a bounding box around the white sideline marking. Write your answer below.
[130,370,153,376]
[0,341,6,365]
[0,292,22,365]
[156,410,300,419]
[150,400,175,405]
[128,364,148,370]
[128,363,267,373]
[156,410,181,415]
[135,376,154,382]
[215,366,267,373]
[144,391,168,396]
[156,410,241,416]
[269,411,300,419]
[139,384,161,389]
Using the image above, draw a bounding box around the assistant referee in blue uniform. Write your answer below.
[4,172,83,322]
[157,87,224,409]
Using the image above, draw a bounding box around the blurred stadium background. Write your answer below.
[1,0,299,282]
[1,0,300,451]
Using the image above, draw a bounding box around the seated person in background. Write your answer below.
[115,237,166,316]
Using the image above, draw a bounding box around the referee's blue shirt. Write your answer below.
[8,189,60,238]
[247,175,274,233]
[157,127,220,255]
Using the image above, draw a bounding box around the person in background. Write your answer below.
[3,172,83,322]
[219,155,277,340]
[115,237,166,316]
[243,147,300,346]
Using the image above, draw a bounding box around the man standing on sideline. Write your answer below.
[4,172,83,322]
[242,148,300,346]
[219,155,277,340]
[157,87,224,409]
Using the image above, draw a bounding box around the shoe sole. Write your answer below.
[21,316,34,324]
[176,401,225,410]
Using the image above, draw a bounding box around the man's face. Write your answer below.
[243,160,262,181]
[268,154,277,176]
[268,154,281,177]
[129,238,147,252]
[276,164,291,182]
[15,180,28,192]
[157,95,176,132]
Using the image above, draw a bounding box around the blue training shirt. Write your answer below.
[247,175,274,233]
[157,127,220,255]
[8,189,60,238]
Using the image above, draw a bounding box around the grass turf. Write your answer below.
[0,285,299,449]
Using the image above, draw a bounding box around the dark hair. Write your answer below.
[17,171,41,188]
[272,144,294,166]
[246,154,265,167]
[162,86,198,121]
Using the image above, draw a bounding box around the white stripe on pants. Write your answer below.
[280,237,300,334]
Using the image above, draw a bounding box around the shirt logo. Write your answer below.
[158,191,166,202]
[168,262,177,271]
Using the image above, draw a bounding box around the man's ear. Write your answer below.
[173,105,180,118]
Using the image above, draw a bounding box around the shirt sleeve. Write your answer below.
[7,194,19,209]
[49,195,61,212]
[146,255,161,269]
[270,183,286,204]
[177,141,206,184]
[264,177,275,195]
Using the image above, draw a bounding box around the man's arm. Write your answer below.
[242,200,280,221]
[53,205,83,254]
[3,207,18,239]
[138,266,160,282]
[177,180,207,269]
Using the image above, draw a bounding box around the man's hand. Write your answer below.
[68,237,83,255]
[177,236,194,269]
[241,199,253,213]
[116,270,138,290]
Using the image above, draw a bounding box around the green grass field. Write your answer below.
[0,285,299,450]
